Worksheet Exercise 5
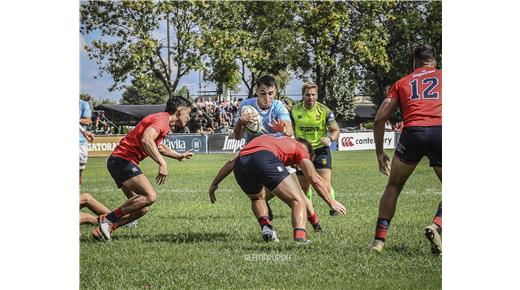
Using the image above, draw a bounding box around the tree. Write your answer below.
[174,85,190,100]
[91,97,119,107]
[80,0,206,99]
[201,1,301,98]
[294,1,358,120]
[120,76,168,105]
[348,1,442,107]
[293,1,441,120]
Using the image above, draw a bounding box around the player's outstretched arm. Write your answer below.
[282,120,293,137]
[208,156,238,203]
[300,159,346,215]
[158,144,194,161]
[374,98,398,175]
[269,119,293,136]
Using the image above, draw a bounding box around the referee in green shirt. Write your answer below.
[290,83,341,215]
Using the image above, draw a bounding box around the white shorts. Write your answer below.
[80,143,88,170]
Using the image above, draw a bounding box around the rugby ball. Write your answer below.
[240,105,263,135]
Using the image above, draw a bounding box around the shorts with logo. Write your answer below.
[107,155,143,188]
[79,143,88,170]
[234,150,290,195]
[296,145,332,175]
[395,126,442,167]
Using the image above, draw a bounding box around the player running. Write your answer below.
[290,83,341,216]
[208,75,326,232]
[369,45,442,255]
[93,96,194,241]
[215,134,346,243]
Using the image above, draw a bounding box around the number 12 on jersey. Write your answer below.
[410,77,439,100]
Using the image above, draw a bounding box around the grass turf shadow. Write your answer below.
[143,232,230,243]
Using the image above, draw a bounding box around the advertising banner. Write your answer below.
[338,131,396,151]
[162,134,208,154]
[208,134,246,153]
[87,135,124,157]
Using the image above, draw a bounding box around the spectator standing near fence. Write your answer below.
[80,99,93,185]
[370,45,442,255]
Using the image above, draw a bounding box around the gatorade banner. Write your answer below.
[87,135,124,157]
[338,131,396,151]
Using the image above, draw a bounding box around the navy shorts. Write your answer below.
[107,155,143,188]
[233,150,290,195]
[395,126,442,167]
[296,146,331,175]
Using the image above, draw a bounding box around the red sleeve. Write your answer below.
[148,125,161,134]
[148,115,168,137]
[387,81,400,100]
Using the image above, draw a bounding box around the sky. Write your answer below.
[80,30,304,102]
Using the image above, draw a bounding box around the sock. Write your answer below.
[433,206,442,229]
[257,216,272,231]
[306,188,313,200]
[307,213,319,225]
[375,218,391,242]
[106,208,123,223]
[330,187,336,200]
[294,228,307,240]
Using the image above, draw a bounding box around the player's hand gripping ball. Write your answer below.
[240,105,263,135]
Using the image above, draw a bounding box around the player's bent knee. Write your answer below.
[79,193,92,205]
[146,193,157,204]
[289,195,304,207]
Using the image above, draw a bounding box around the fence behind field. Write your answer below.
[87,132,400,157]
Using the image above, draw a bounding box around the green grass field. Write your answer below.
[80,150,441,289]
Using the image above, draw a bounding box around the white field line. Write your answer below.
[83,187,439,196]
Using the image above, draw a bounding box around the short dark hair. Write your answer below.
[165,95,191,115]
[295,137,314,160]
[413,45,436,65]
[256,75,278,89]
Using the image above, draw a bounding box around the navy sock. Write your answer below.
[375,218,391,242]
[106,208,123,223]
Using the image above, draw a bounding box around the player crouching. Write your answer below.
[225,135,347,243]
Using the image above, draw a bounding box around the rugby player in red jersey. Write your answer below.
[218,135,346,243]
[370,45,442,255]
[93,96,194,241]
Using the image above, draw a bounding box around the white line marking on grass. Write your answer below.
[339,190,441,196]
